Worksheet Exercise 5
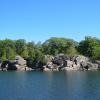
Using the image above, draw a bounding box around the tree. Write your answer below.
[26,42,46,70]
[42,37,78,56]
[27,42,36,59]
[78,36,100,60]
[15,39,28,58]
[0,39,15,60]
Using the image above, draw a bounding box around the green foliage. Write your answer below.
[0,36,99,62]
[15,39,26,56]
[42,37,78,56]
[92,45,100,60]
[1,50,6,61]
[27,42,36,59]
[78,36,100,60]
[0,39,15,60]
[6,47,15,60]
[66,46,78,57]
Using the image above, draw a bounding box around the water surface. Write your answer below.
[0,71,100,100]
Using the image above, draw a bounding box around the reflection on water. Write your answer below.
[0,71,100,100]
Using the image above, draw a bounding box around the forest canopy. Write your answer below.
[0,36,99,62]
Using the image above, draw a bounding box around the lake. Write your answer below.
[0,71,100,100]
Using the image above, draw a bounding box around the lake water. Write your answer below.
[0,71,100,100]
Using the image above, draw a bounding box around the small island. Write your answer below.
[0,36,100,71]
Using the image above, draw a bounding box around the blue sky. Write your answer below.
[0,0,100,43]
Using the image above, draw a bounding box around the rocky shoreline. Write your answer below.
[43,54,100,71]
[0,54,100,72]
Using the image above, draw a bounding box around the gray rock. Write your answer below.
[75,56,81,65]
[80,61,88,67]
[87,62,98,70]
[15,56,26,66]
[66,60,73,67]
[95,60,100,65]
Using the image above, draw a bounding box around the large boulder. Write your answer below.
[87,62,98,70]
[46,62,53,69]
[15,56,26,66]
[1,60,17,71]
[80,61,88,70]
[52,54,68,66]
[43,66,51,71]
[66,60,73,67]
[95,60,100,65]
[7,61,17,71]
[1,61,9,71]
[74,55,89,65]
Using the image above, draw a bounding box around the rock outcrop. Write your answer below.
[43,54,100,71]
[15,56,27,70]
[0,54,99,71]
[0,60,17,71]
[15,56,26,66]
